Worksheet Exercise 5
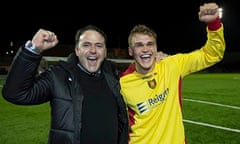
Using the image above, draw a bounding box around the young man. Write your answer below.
[120,3,225,144]
[2,25,128,144]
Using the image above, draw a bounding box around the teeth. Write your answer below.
[88,56,97,60]
[141,54,151,58]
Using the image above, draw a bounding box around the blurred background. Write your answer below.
[1,0,239,73]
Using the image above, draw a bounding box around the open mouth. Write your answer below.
[140,54,152,62]
[87,56,97,66]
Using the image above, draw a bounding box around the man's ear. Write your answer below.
[128,47,133,56]
[75,48,79,56]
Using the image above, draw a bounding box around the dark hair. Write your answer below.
[75,25,107,48]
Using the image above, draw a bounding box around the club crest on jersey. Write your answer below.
[148,79,156,89]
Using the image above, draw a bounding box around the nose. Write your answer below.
[142,44,149,51]
[89,46,97,53]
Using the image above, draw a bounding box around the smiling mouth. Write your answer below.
[140,54,152,61]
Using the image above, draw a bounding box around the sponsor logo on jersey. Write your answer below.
[136,88,169,114]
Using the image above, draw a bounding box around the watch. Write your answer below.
[25,40,41,55]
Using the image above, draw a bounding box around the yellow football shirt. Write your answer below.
[120,26,225,144]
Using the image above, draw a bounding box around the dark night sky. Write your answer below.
[1,0,239,56]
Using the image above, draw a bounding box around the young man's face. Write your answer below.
[75,30,107,73]
[129,33,157,74]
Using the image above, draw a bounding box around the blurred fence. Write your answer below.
[1,51,240,75]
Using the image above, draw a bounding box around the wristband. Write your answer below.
[25,40,41,55]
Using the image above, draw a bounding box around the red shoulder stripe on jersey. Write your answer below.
[120,63,136,77]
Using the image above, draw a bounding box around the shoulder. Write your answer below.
[102,59,120,79]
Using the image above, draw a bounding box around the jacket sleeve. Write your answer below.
[2,47,52,105]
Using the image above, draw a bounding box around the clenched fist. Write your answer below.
[31,29,59,53]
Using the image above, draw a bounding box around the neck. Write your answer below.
[77,63,101,77]
[135,63,155,75]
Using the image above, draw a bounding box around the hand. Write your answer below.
[31,29,59,52]
[156,51,168,62]
[198,3,219,23]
